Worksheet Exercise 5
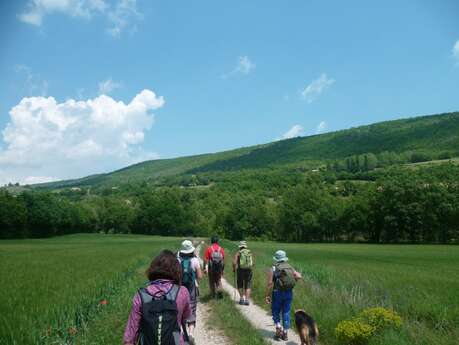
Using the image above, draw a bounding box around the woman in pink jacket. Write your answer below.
[123,250,191,345]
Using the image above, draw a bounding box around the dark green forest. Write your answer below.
[1,111,459,243]
[2,164,459,243]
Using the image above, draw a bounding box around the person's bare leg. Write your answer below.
[245,288,251,300]
[188,322,195,336]
[187,322,196,345]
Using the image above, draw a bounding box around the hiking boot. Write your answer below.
[273,327,283,341]
[244,300,250,306]
[188,335,195,345]
[239,298,245,305]
[281,330,288,341]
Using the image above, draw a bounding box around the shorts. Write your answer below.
[236,268,252,289]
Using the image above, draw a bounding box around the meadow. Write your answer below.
[1,235,458,345]
[0,234,181,345]
[225,241,459,345]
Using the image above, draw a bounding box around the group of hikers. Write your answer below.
[123,236,302,345]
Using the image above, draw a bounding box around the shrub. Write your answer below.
[359,307,403,331]
[336,307,403,344]
[335,319,375,345]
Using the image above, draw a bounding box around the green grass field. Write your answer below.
[1,235,458,345]
[224,241,459,345]
[0,234,181,345]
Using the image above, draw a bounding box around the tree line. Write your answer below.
[1,164,459,243]
[327,150,455,173]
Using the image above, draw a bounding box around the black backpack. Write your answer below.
[138,285,181,345]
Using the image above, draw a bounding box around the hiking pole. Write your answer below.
[233,269,238,302]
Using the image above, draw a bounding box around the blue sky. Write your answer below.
[0,0,459,184]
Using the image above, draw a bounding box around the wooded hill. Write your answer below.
[36,111,459,189]
[2,111,459,243]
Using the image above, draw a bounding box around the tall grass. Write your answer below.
[224,241,459,345]
[0,234,180,345]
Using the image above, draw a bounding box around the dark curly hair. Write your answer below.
[146,250,181,284]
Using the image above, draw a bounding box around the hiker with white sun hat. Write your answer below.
[177,240,203,345]
[265,250,302,342]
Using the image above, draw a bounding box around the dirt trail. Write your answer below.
[193,301,230,345]
[191,241,230,345]
[221,278,302,345]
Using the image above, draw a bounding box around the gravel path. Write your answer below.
[192,300,230,345]
[190,241,230,345]
[221,278,302,345]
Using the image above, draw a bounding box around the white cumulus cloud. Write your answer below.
[222,56,256,79]
[98,78,121,94]
[279,124,303,140]
[301,73,335,103]
[453,40,459,63]
[316,121,327,134]
[18,0,140,37]
[0,89,164,185]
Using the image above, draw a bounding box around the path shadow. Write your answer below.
[199,292,225,304]
[257,327,298,345]
[199,294,214,303]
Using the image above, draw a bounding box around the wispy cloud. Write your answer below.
[453,40,459,65]
[277,124,303,140]
[106,0,142,37]
[18,0,107,26]
[301,73,335,103]
[222,56,256,79]
[98,78,121,94]
[15,64,49,96]
[17,0,140,37]
[315,121,327,134]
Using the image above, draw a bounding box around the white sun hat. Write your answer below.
[273,250,288,262]
[180,240,195,254]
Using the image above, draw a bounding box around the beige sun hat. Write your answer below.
[238,240,247,248]
[180,240,195,254]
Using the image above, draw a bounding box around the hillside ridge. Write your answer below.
[35,111,459,188]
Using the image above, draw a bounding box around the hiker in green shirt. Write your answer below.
[232,241,254,305]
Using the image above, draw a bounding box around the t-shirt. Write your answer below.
[204,243,225,262]
[123,279,191,345]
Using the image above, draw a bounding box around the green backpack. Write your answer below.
[274,262,296,290]
[238,248,253,269]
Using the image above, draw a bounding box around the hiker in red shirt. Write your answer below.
[204,235,225,298]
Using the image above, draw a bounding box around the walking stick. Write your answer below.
[233,269,238,302]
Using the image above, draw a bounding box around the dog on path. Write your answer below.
[294,309,319,345]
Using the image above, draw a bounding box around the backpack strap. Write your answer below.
[138,287,153,304]
[166,284,180,302]
[273,264,282,284]
[138,288,154,316]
